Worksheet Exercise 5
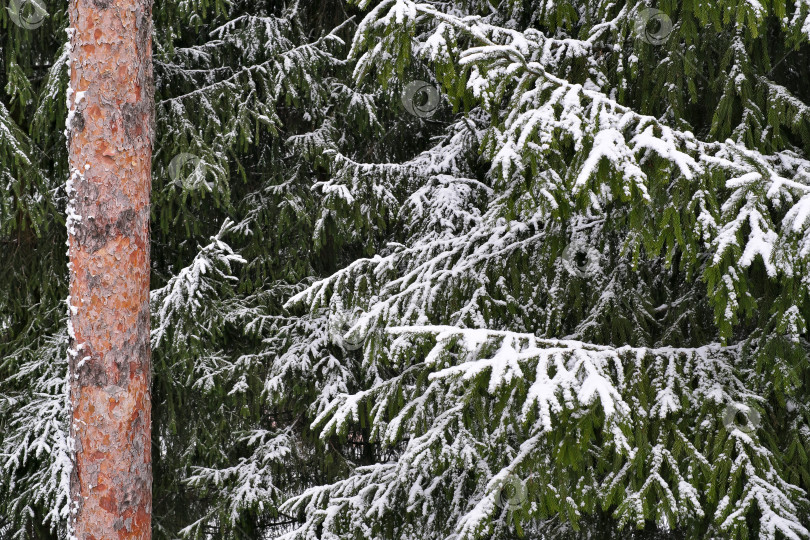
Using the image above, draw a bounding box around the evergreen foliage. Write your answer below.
[2,0,810,538]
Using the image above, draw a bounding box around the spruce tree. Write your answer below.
[2,0,810,539]
[277,0,810,538]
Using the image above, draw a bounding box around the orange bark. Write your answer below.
[66,0,154,537]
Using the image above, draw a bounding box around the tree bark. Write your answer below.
[66,0,154,537]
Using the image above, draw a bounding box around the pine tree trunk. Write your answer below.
[66,0,154,537]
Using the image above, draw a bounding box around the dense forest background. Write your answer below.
[2,0,810,538]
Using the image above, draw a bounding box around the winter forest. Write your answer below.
[2,0,810,537]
